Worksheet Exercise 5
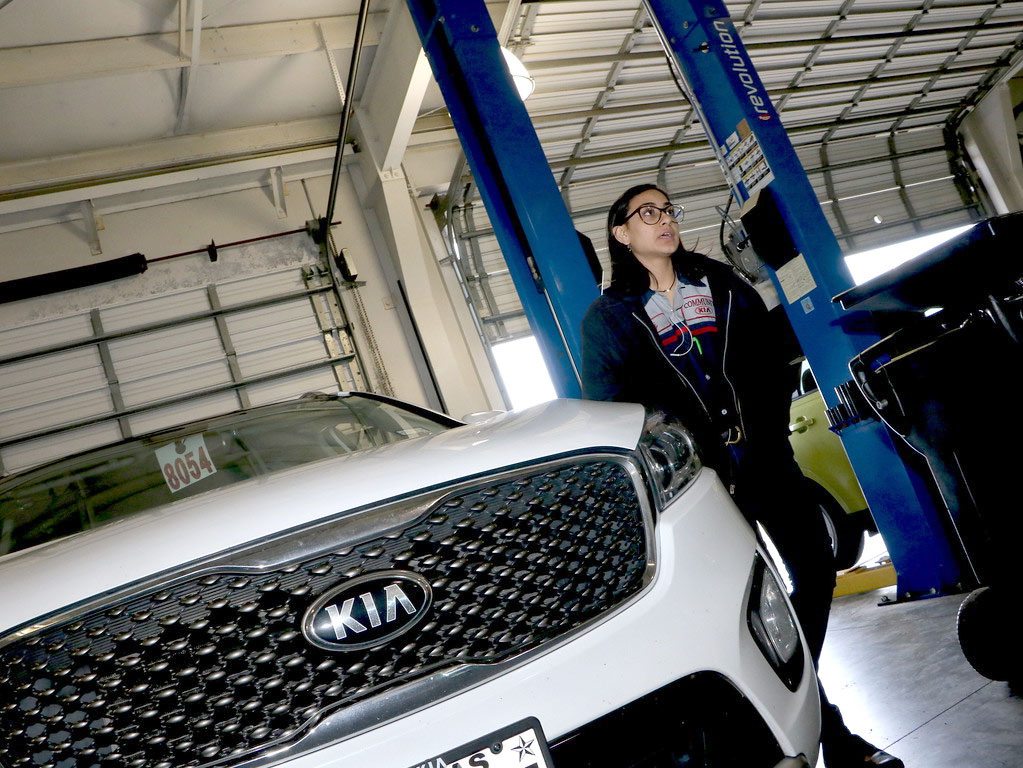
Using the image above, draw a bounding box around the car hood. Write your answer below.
[0,398,645,631]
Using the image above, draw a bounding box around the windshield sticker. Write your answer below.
[155,434,217,493]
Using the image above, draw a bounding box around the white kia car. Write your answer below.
[0,393,819,768]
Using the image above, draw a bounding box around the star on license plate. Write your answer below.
[409,718,553,768]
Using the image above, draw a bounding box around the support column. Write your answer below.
[960,83,1023,214]
[646,0,963,596]
[360,161,498,416]
[405,0,598,398]
[352,1,498,416]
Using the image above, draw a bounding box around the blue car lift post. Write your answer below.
[643,0,964,597]
[405,0,598,400]
[407,0,963,597]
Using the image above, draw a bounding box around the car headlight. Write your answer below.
[637,413,701,510]
[747,553,805,691]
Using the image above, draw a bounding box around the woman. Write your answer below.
[580,183,902,768]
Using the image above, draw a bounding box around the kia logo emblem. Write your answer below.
[302,571,433,651]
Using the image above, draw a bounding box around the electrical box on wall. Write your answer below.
[335,248,359,283]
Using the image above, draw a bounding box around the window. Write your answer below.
[0,395,455,556]
[491,336,557,409]
[844,225,973,286]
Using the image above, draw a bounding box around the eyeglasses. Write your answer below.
[623,203,685,226]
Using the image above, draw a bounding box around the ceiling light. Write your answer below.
[501,47,535,101]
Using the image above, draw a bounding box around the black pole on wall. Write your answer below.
[321,0,373,243]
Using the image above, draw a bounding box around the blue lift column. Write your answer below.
[405,0,598,399]
[645,0,963,596]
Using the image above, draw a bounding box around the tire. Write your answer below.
[957,586,1021,682]
[813,489,866,571]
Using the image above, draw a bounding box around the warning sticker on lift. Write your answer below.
[721,119,774,203]
[776,254,818,306]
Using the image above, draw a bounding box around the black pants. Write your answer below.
[731,454,852,752]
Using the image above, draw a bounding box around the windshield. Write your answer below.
[0,395,455,557]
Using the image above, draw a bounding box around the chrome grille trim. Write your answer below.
[0,454,655,768]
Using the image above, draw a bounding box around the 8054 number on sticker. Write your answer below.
[154,434,217,493]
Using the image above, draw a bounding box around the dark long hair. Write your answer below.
[606,183,699,295]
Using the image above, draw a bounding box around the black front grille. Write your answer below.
[0,458,649,768]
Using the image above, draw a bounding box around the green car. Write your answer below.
[789,360,877,570]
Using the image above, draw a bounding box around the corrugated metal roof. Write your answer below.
[442,0,1021,340]
[0,1,1018,348]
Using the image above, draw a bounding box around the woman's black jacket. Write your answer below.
[580,253,797,473]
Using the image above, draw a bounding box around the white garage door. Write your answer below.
[0,233,365,475]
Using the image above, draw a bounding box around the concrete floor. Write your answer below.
[816,580,1022,767]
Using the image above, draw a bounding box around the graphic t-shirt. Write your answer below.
[643,273,723,412]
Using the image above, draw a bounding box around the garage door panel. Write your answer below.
[0,233,366,474]
[906,181,967,217]
[1,390,115,442]
[108,324,226,381]
[1,361,109,416]
[99,288,211,332]
[217,269,309,306]
[897,154,955,186]
[827,163,899,198]
[925,210,978,235]
[246,370,341,407]
[838,189,906,231]
[127,392,243,437]
[0,347,106,392]
[0,313,94,358]
[892,128,947,154]
[3,423,124,475]
[236,339,330,379]
[224,301,322,350]
[229,326,325,361]
[118,360,235,408]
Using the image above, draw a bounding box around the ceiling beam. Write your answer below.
[517,18,1022,56]
[522,42,1015,82]
[0,13,387,89]
[175,0,204,134]
[544,104,952,171]
[355,2,432,172]
[0,116,343,199]
[415,65,974,137]
[0,145,341,234]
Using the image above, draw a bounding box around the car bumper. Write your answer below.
[274,469,820,768]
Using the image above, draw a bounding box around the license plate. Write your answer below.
[409,717,554,768]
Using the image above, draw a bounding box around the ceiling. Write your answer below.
[429,1,1023,342]
[1,1,1022,306]
[499,0,1023,248]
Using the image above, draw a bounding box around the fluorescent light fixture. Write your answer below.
[501,47,535,100]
